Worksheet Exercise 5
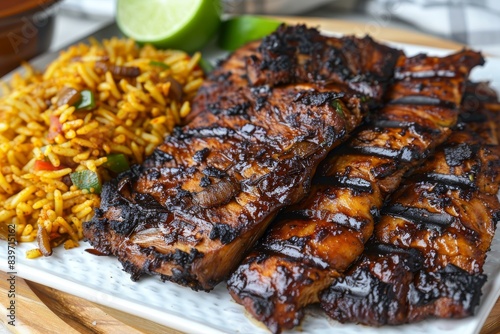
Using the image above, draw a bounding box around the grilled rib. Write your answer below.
[227,51,484,333]
[188,25,401,122]
[460,81,500,144]
[321,81,500,325]
[83,25,401,291]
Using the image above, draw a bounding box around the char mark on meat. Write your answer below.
[320,81,500,325]
[83,25,395,291]
[227,51,484,333]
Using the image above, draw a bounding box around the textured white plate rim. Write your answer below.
[0,258,225,334]
[0,24,499,334]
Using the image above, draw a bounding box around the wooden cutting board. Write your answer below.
[0,273,498,333]
[0,15,499,334]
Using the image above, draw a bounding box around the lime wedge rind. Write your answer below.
[117,0,221,53]
[218,15,283,51]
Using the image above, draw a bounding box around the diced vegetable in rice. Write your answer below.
[0,38,204,256]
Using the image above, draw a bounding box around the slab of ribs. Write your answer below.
[83,24,499,333]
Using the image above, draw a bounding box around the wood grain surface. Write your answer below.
[0,15,498,334]
[0,271,497,334]
[274,16,465,50]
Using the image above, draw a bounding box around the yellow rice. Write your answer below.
[0,38,205,257]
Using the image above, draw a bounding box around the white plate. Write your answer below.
[1,23,500,334]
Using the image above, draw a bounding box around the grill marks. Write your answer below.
[82,25,400,291]
[320,82,500,325]
[313,175,374,193]
[244,25,401,100]
[348,145,424,163]
[382,204,455,231]
[227,51,484,333]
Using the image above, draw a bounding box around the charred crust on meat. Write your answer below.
[148,149,173,166]
[329,213,370,231]
[459,111,488,123]
[283,113,300,128]
[162,268,204,291]
[130,163,144,176]
[172,248,203,267]
[214,70,232,82]
[240,123,255,135]
[382,203,454,231]
[322,255,485,325]
[444,143,477,167]
[250,296,276,319]
[370,162,398,179]
[417,173,477,191]
[249,24,402,99]
[264,236,310,258]
[142,247,205,289]
[108,193,169,236]
[177,126,235,140]
[228,264,277,317]
[370,206,381,222]
[121,260,143,282]
[251,85,272,95]
[409,264,486,311]
[372,120,439,136]
[389,95,456,108]
[279,209,370,237]
[325,51,351,80]
[208,102,251,117]
[255,96,268,110]
[133,193,168,211]
[93,208,105,220]
[109,219,134,235]
[209,223,238,244]
[278,209,315,222]
[313,174,373,194]
[145,169,161,180]
[202,166,227,178]
[251,85,271,110]
[426,191,454,210]
[367,243,424,271]
[350,145,424,163]
[492,211,500,226]
[321,257,410,326]
[294,91,345,107]
[322,126,341,148]
[206,103,220,114]
[193,148,210,163]
[171,186,191,200]
[254,148,267,159]
[199,175,211,187]
[226,102,251,116]
[258,39,294,70]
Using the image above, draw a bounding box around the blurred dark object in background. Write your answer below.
[222,0,333,15]
[0,0,60,77]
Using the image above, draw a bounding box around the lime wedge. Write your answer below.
[117,0,221,53]
[218,16,283,51]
